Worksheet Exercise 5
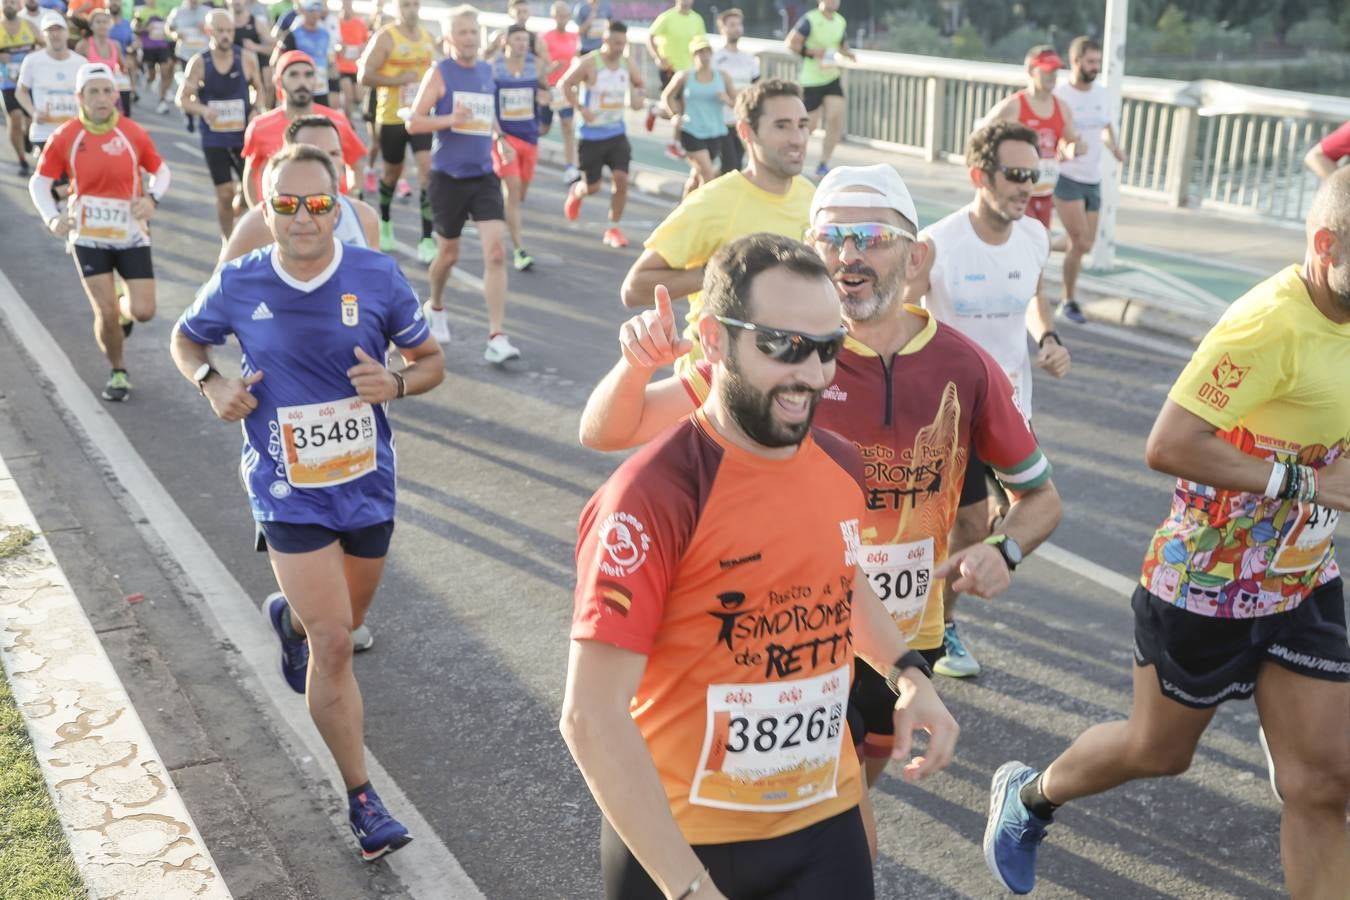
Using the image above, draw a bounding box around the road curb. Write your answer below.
[0,455,230,900]
[537,140,1219,345]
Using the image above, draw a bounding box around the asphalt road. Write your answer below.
[0,108,1302,900]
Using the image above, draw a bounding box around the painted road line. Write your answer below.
[1036,540,1140,599]
[173,140,204,160]
[0,457,230,900]
[0,270,485,900]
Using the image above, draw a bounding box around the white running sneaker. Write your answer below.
[563,163,580,184]
[156,99,169,114]
[423,300,451,344]
[483,333,520,364]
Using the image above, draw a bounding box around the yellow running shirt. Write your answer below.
[374,23,435,126]
[643,170,816,370]
[1141,265,1350,617]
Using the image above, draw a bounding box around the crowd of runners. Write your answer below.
[5,0,1350,895]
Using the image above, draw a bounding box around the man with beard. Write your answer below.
[28,62,168,402]
[177,9,267,241]
[985,167,1350,900]
[172,142,443,862]
[619,78,813,374]
[563,232,959,900]
[904,119,1070,679]
[579,166,1062,858]
[240,49,366,205]
[1052,36,1124,324]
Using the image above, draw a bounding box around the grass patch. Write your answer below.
[0,525,35,560]
[0,671,84,898]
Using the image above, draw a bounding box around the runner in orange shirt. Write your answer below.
[334,0,367,124]
[562,233,957,900]
[27,62,168,402]
[241,49,366,205]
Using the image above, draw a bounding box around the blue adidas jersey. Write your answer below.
[178,241,430,529]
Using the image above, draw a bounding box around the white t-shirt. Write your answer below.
[712,46,758,126]
[1054,80,1111,185]
[18,49,87,143]
[920,204,1050,420]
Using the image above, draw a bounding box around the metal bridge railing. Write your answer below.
[430,9,1350,223]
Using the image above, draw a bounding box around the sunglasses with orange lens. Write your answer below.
[268,192,338,216]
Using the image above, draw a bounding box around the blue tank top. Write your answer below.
[430,57,495,179]
[177,243,429,530]
[578,54,627,142]
[681,67,727,141]
[493,55,539,144]
[288,24,330,93]
[196,48,250,149]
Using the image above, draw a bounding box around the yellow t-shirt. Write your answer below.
[375,23,435,126]
[643,170,815,369]
[1140,265,1350,616]
[648,8,705,72]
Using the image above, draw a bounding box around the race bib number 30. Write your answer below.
[690,665,848,813]
[75,195,134,244]
[451,91,495,135]
[859,538,933,640]
[277,397,377,487]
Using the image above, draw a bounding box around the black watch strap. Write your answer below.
[885,650,933,693]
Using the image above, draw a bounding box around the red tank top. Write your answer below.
[1016,91,1064,159]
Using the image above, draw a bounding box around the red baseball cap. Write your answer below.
[1028,47,1065,71]
[273,50,317,95]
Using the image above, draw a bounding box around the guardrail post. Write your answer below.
[1165,105,1199,208]
[923,77,943,162]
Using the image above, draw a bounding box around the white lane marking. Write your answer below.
[0,269,484,900]
[389,237,485,290]
[174,140,205,160]
[0,457,231,900]
[1036,540,1140,598]
[1077,320,1196,361]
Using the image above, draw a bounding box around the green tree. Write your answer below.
[951,19,986,57]
[1152,4,1196,55]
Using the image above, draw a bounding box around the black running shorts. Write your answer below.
[802,77,843,112]
[600,807,874,899]
[378,123,432,165]
[578,134,630,185]
[73,244,154,280]
[1134,577,1350,709]
[428,170,504,239]
[203,145,245,186]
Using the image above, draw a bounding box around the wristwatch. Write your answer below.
[885,650,933,694]
[984,533,1024,572]
[192,363,218,395]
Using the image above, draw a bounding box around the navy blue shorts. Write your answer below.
[255,520,394,558]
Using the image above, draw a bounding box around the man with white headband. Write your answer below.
[28,61,170,402]
[578,162,1063,857]
[903,118,1071,680]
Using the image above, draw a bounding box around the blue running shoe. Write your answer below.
[265,592,308,694]
[985,761,1051,895]
[349,786,413,861]
[815,162,830,178]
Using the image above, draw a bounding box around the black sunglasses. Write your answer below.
[715,315,848,364]
[991,164,1039,184]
